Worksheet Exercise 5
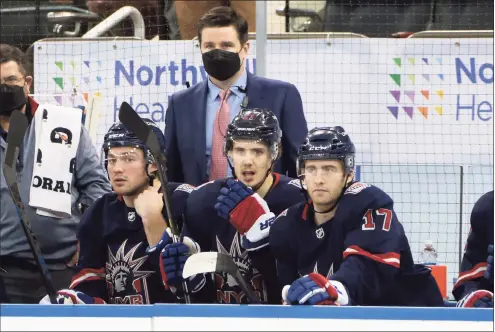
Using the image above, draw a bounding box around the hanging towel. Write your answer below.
[29,104,81,218]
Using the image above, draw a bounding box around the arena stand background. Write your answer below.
[0,0,493,330]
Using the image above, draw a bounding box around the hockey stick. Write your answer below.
[118,102,179,237]
[83,93,102,144]
[2,110,58,304]
[183,252,260,304]
[118,102,191,303]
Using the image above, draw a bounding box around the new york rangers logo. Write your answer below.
[106,240,154,304]
[215,233,266,304]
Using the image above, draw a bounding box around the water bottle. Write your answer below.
[420,240,438,265]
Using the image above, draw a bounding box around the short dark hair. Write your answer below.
[197,6,249,45]
[0,43,30,76]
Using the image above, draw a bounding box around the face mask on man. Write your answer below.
[0,83,27,117]
[202,48,242,81]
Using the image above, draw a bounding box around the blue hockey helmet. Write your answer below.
[224,108,282,159]
[103,118,165,163]
[297,126,355,177]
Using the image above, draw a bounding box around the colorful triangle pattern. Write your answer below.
[390,90,401,103]
[387,106,399,119]
[418,107,428,119]
[421,90,430,100]
[403,107,414,119]
[405,91,415,103]
[390,74,401,86]
[53,77,63,90]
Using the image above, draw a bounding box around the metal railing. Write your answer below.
[408,30,494,38]
[82,6,145,39]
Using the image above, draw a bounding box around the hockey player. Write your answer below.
[269,126,444,307]
[156,108,305,304]
[454,190,493,307]
[40,119,194,305]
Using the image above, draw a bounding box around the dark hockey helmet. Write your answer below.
[224,108,282,160]
[297,126,355,177]
[103,118,165,163]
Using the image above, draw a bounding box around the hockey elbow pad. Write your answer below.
[40,289,106,305]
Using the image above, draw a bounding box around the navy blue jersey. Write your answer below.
[183,173,304,304]
[453,190,494,300]
[270,182,444,307]
[70,182,194,304]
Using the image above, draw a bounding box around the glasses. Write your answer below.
[1,76,25,85]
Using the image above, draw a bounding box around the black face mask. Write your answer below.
[0,84,27,117]
[202,48,242,81]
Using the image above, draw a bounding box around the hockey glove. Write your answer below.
[485,244,493,284]
[215,179,275,243]
[456,290,493,308]
[39,289,105,305]
[282,273,349,306]
[154,229,203,293]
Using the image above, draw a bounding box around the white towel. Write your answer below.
[29,104,81,218]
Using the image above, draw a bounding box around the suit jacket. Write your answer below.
[164,72,308,186]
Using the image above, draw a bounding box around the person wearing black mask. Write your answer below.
[0,43,111,304]
[165,6,308,186]
[0,59,32,139]
[0,84,27,127]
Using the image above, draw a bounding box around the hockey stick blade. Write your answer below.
[183,252,260,304]
[118,102,179,237]
[2,110,58,303]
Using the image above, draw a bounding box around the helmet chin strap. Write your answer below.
[145,150,156,186]
[312,174,354,215]
[251,162,274,192]
[147,172,155,186]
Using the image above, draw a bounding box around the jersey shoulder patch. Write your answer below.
[345,182,371,195]
[288,179,302,189]
[175,183,195,193]
[277,208,289,218]
[193,180,215,191]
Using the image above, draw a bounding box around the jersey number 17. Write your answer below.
[362,208,392,231]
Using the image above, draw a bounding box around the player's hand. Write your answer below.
[457,290,493,308]
[136,186,167,246]
[215,178,275,238]
[39,289,105,305]
[485,245,493,284]
[282,273,349,306]
[135,186,164,221]
[152,229,201,289]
